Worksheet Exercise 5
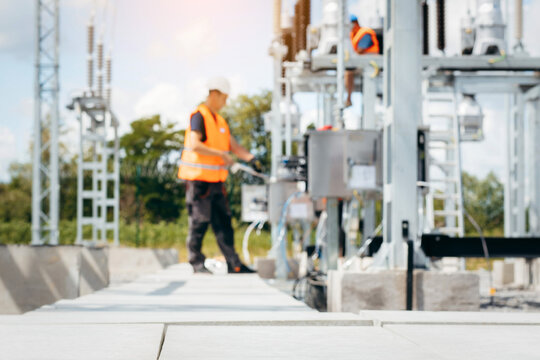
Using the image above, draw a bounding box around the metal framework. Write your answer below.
[267,0,540,274]
[32,0,60,245]
[68,19,120,247]
[72,97,119,246]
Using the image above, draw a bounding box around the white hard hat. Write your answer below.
[207,77,231,95]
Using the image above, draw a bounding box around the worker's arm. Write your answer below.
[189,130,234,166]
[230,136,254,162]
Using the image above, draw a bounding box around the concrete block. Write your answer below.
[255,257,275,279]
[328,270,480,312]
[79,247,109,296]
[493,260,514,287]
[415,271,480,311]
[108,247,178,284]
[254,257,299,279]
[0,245,80,314]
[328,270,407,312]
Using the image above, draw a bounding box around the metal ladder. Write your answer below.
[424,89,465,239]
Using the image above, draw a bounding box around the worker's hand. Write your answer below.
[221,152,234,167]
[248,157,263,173]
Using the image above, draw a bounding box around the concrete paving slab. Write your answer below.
[0,324,163,360]
[159,325,442,360]
[359,310,540,325]
[9,311,370,326]
[386,324,540,360]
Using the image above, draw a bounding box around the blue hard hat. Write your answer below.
[350,14,358,23]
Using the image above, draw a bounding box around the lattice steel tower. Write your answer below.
[32,0,60,245]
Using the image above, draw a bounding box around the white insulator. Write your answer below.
[87,56,94,91]
[87,23,94,55]
[106,87,112,106]
[97,42,104,70]
[105,56,112,84]
[274,0,282,36]
[515,0,523,41]
[97,74,103,98]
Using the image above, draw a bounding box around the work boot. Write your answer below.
[228,263,255,274]
[193,264,213,274]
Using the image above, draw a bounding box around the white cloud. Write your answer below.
[147,19,219,64]
[133,81,211,130]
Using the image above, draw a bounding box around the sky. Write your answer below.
[0,0,539,183]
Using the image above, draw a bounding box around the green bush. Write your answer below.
[0,219,272,264]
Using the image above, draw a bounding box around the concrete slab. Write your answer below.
[108,247,178,284]
[159,325,441,360]
[386,324,540,360]
[0,324,163,360]
[359,310,540,325]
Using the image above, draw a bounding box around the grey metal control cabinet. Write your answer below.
[307,130,383,198]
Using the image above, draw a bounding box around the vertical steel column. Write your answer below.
[377,0,421,268]
[505,91,526,237]
[32,0,60,245]
[76,105,84,244]
[526,86,540,235]
[325,198,339,270]
[270,3,287,276]
[334,0,346,128]
[362,71,377,241]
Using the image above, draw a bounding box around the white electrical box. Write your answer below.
[241,185,268,223]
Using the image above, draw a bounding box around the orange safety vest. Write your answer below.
[178,104,231,183]
[350,26,380,55]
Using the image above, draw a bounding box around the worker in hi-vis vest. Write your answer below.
[345,14,380,107]
[178,77,262,274]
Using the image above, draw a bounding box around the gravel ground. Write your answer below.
[480,289,540,312]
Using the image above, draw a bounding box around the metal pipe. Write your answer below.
[284,77,292,156]
[436,0,446,52]
[49,0,60,245]
[31,0,42,245]
[335,0,346,128]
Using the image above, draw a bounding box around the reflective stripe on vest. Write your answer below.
[350,27,380,54]
[178,104,231,182]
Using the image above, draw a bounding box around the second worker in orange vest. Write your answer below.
[345,15,380,107]
[178,77,261,274]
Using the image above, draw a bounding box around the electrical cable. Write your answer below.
[242,220,261,265]
[464,209,495,304]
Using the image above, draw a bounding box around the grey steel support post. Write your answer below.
[362,71,377,241]
[376,0,421,268]
[334,0,346,128]
[32,0,60,245]
[284,77,292,156]
[526,86,540,235]
[113,117,120,245]
[325,198,340,271]
[76,105,84,245]
[269,3,287,276]
[505,91,526,237]
[362,71,377,129]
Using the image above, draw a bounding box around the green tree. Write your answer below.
[220,90,272,218]
[462,171,504,236]
[119,115,185,223]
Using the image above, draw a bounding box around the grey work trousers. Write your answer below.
[185,180,241,268]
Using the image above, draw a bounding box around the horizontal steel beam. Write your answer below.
[421,234,540,258]
[311,54,540,72]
